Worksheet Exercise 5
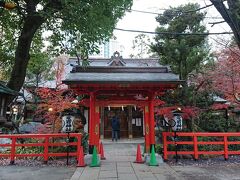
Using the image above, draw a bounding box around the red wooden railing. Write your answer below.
[162,132,240,161]
[0,133,82,165]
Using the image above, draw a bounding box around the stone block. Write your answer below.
[144,154,164,165]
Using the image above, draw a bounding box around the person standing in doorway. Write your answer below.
[111,115,120,141]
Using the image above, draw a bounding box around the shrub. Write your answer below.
[197,112,227,132]
[155,144,163,154]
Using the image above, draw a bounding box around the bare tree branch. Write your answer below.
[209,20,225,27]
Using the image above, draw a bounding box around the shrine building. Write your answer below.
[63,52,182,152]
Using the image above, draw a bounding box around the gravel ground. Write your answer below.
[0,157,77,167]
[167,155,240,166]
[2,155,240,167]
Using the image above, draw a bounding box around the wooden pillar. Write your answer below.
[128,106,133,139]
[144,106,150,153]
[89,92,100,149]
[149,94,155,146]
[95,105,100,147]
[89,92,95,146]
[100,107,104,139]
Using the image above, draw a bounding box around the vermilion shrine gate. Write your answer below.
[63,52,182,152]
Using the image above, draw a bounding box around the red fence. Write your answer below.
[0,133,82,165]
[162,132,240,161]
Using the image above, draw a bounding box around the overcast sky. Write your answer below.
[113,0,231,57]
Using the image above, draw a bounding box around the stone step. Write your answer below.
[0,116,7,123]
[102,138,144,145]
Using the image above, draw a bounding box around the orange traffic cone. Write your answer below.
[100,142,106,160]
[77,146,86,167]
[134,144,144,163]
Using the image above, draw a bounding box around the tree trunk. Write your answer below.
[210,0,240,49]
[7,15,45,92]
[36,73,40,88]
[179,61,183,80]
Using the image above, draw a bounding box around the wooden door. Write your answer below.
[104,107,128,138]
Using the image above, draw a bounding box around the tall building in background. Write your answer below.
[103,41,110,58]
[109,39,125,58]
[90,39,124,58]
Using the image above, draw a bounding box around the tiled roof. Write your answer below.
[64,53,180,84]
[68,58,166,68]
[0,82,19,95]
[64,72,180,84]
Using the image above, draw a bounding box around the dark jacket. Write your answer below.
[111,116,120,131]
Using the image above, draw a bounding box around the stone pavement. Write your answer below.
[70,139,182,180]
[70,139,240,180]
[2,139,240,180]
[102,139,141,162]
[70,161,182,180]
[70,155,240,180]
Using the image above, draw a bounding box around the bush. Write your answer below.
[228,136,240,151]
[197,112,227,132]
[14,133,88,160]
[16,138,44,160]
[155,144,163,154]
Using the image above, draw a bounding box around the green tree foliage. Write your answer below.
[25,30,54,88]
[197,112,228,132]
[0,4,16,80]
[161,85,215,108]
[26,52,54,88]
[151,3,210,80]
[0,0,133,93]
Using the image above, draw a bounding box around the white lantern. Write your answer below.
[172,115,183,131]
[62,115,75,133]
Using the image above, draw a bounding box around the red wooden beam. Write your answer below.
[144,106,150,153]
[89,92,95,146]
[149,94,155,145]
[162,132,240,161]
[69,83,178,92]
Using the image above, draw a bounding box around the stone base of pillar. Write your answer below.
[128,134,133,139]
